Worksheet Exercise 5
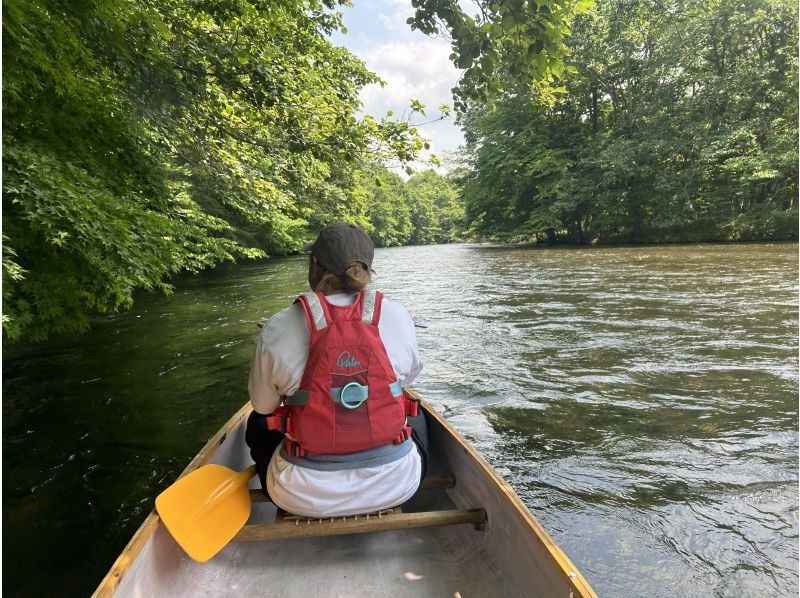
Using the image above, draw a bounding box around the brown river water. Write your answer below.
[3,242,798,596]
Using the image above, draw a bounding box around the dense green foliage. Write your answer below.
[5,0,794,341]
[1,2,456,341]
[364,169,464,247]
[408,0,587,110]
[3,0,578,342]
[460,0,798,244]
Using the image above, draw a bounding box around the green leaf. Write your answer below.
[153,19,175,41]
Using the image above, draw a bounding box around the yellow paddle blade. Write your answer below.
[155,464,257,563]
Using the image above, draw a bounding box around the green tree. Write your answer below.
[407,170,464,243]
[409,0,590,110]
[363,170,413,247]
[3,0,591,341]
[460,0,798,243]
[2,0,421,341]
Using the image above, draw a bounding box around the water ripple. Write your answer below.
[376,242,798,597]
[2,243,796,598]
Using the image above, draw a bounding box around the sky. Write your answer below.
[328,0,466,170]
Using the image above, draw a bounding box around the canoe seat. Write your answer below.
[236,475,486,542]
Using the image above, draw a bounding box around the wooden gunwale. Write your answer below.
[92,402,253,598]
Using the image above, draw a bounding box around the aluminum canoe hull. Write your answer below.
[94,396,596,597]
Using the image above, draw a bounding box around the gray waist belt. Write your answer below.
[285,380,404,409]
[280,438,415,471]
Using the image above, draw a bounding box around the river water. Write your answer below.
[3,243,798,597]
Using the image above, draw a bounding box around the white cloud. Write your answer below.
[360,39,457,119]
[334,1,466,170]
[376,2,414,33]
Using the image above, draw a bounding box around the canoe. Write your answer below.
[93,394,596,597]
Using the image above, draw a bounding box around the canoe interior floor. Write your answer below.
[125,486,513,597]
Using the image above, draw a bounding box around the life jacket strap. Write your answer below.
[403,394,420,417]
[265,411,285,432]
[296,290,381,333]
[265,408,293,435]
[286,380,404,406]
[283,437,309,458]
[361,289,379,325]
[280,438,414,470]
[393,424,413,445]
[298,291,329,332]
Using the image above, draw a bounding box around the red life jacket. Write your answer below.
[267,289,418,456]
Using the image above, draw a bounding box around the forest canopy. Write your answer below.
[5,0,561,341]
[2,0,797,342]
[460,0,798,244]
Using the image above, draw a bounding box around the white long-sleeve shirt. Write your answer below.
[248,292,423,517]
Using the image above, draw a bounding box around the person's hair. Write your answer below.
[314,261,371,294]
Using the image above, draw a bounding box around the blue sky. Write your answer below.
[328,0,465,169]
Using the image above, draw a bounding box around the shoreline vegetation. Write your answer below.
[3,0,797,343]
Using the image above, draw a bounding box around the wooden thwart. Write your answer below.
[234,507,486,542]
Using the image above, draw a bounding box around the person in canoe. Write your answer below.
[246,223,428,517]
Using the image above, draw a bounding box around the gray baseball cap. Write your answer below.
[308,223,374,276]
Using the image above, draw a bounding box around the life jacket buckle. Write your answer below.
[266,411,286,432]
[340,382,368,410]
